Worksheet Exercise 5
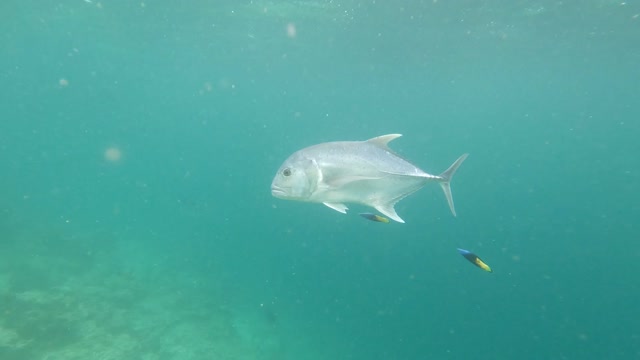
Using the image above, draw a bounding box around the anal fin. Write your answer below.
[373,203,405,223]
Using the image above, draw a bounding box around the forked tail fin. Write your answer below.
[438,153,469,217]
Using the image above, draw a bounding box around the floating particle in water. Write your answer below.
[104,147,123,162]
[286,23,296,38]
[59,78,69,87]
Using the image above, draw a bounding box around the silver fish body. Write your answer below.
[270,134,468,223]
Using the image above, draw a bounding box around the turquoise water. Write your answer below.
[1,1,639,359]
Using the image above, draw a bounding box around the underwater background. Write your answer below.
[1,0,639,359]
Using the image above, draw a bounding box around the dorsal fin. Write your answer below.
[366,134,402,150]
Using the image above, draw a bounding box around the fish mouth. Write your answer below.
[271,186,286,197]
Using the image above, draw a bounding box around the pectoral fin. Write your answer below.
[323,202,348,214]
[325,175,381,189]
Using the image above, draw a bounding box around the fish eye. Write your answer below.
[282,168,292,177]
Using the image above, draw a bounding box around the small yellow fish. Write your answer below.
[359,213,390,223]
[457,248,492,273]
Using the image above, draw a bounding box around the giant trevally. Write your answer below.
[270,134,468,223]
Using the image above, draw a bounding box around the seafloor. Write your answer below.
[0,220,294,360]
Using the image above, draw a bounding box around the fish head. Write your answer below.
[271,153,320,201]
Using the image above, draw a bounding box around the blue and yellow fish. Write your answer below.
[457,248,492,273]
[359,213,390,223]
